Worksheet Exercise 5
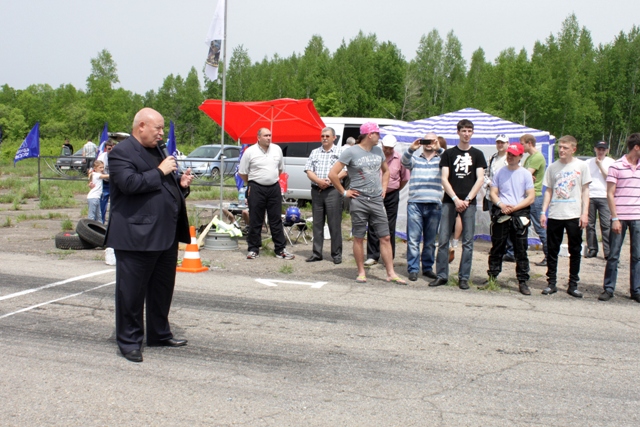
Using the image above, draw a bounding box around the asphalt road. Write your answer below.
[1,251,639,427]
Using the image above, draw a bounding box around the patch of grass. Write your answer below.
[48,212,67,219]
[11,198,22,211]
[61,219,74,231]
[2,217,11,227]
[447,274,459,287]
[530,273,544,280]
[261,238,275,257]
[80,205,88,216]
[49,249,74,259]
[478,276,501,291]
[32,223,46,229]
[279,263,293,274]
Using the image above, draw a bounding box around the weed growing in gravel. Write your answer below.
[478,276,501,291]
[2,217,11,227]
[279,263,293,274]
[61,219,73,231]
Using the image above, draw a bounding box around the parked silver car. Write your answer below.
[179,144,240,179]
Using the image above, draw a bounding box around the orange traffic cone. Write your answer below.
[177,226,209,273]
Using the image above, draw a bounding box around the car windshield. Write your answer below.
[188,146,220,158]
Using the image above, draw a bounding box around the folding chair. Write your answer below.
[283,219,310,245]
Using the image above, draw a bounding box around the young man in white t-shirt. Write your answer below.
[540,135,592,298]
[585,141,615,259]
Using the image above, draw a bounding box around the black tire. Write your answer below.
[55,232,97,250]
[76,219,107,248]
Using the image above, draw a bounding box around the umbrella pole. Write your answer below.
[218,0,229,219]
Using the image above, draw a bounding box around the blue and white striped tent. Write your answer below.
[380,107,555,165]
[381,108,553,245]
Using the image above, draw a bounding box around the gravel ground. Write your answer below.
[0,193,630,299]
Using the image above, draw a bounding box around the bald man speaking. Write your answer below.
[105,108,193,363]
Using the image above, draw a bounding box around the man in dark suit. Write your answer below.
[105,107,193,363]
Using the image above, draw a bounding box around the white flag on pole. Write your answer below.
[204,0,225,81]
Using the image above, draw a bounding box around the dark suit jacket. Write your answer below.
[104,136,190,251]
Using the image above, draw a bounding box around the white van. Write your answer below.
[278,117,406,201]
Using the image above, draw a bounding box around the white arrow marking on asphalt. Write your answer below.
[255,279,327,289]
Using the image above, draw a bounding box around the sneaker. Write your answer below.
[247,251,259,259]
[364,258,378,267]
[598,291,614,301]
[276,249,295,260]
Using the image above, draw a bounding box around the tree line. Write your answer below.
[1,14,638,159]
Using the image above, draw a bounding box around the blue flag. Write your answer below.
[14,123,40,165]
[234,143,249,190]
[167,121,177,156]
[97,122,109,154]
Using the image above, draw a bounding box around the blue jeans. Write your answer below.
[436,203,476,281]
[406,202,441,274]
[529,194,548,258]
[603,219,640,296]
[88,198,101,222]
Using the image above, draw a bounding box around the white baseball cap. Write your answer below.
[381,134,397,147]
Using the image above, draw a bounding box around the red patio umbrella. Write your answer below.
[199,98,325,144]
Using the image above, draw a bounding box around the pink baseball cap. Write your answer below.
[507,142,524,156]
[360,122,380,135]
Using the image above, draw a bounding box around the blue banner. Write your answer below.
[167,121,177,156]
[14,123,40,165]
[234,143,249,190]
[98,122,108,154]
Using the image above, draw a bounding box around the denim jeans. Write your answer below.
[88,198,101,222]
[406,202,441,274]
[603,219,640,296]
[529,195,547,258]
[436,203,476,281]
[587,197,611,257]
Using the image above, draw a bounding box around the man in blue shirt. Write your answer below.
[401,132,443,282]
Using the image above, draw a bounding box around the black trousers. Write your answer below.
[367,189,400,260]
[247,181,286,254]
[546,218,582,286]
[311,186,343,260]
[488,217,530,282]
[114,241,179,354]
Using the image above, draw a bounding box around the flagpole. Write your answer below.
[218,0,228,218]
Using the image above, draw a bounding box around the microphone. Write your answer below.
[158,142,170,159]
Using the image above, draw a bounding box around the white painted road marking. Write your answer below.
[256,279,327,289]
[0,281,115,319]
[0,269,114,302]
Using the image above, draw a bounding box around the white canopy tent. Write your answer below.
[380,108,555,244]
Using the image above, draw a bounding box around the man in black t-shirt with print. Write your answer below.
[431,119,487,289]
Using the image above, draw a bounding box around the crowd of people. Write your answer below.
[93,108,638,363]
[292,120,640,303]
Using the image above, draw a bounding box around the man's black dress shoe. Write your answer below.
[503,254,516,262]
[408,272,418,281]
[541,286,558,295]
[567,287,583,298]
[429,278,448,287]
[306,256,323,262]
[333,258,342,265]
[147,338,188,347]
[535,258,548,267]
[123,349,143,362]
[422,270,437,279]
[459,280,470,290]
[584,251,597,258]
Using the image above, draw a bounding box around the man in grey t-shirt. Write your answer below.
[329,122,405,285]
[540,135,591,298]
